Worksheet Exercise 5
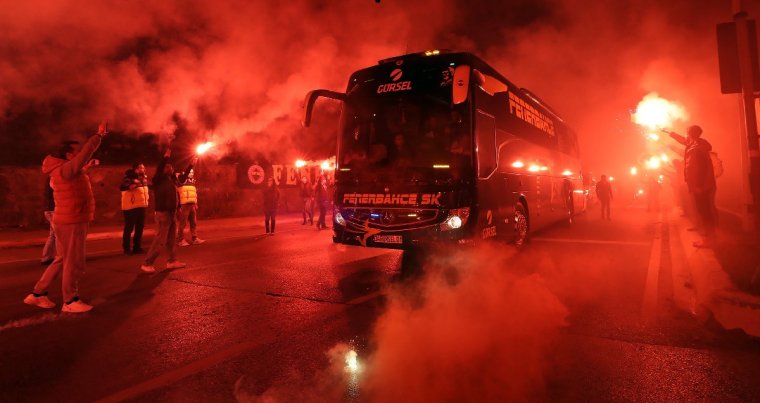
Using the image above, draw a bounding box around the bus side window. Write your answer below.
[475,110,496,178]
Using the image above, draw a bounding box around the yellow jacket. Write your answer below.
[121,186,149,210]
[177,185,198,205]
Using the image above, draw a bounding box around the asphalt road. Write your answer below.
[1,207,758,402]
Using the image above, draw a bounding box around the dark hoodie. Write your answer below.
[684,137,715,193]
[152,156,178,212]
[41,135,101,224]
[120,169,149,191]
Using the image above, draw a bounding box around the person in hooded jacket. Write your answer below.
[299,175,314,225]
[40,177,56,265]
[24,123,107,314]
[140,149,187,273]
[669,125,717,248]
[120,162,149,255]
[262,177,280,235]
[314,175,330,230]
[176,157,204,246]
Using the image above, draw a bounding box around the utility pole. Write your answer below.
[732,0,760,232]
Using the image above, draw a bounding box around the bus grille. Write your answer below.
[342,208,442,230]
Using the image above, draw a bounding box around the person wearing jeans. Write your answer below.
[141,149,186,273]
[41,178,56,265]
[299,175,314,225]
[176,159,204,246]
[314,176,330,230]
[262,177,279,235]
[25,123,108,314]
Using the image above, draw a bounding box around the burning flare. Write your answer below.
[632,93,688,131]
[345,350,360,373]
[644,156,662,170]
[196,142,215,155]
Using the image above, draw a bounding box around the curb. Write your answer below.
[0,230,150,250]
[671,210,760,337]
[0,214,308,250]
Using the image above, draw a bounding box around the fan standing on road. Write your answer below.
[668,125,717,248]
[120,162,149,255]
[24,123,108,313]
[141,149,187,273]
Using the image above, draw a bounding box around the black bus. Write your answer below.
[303,50,585,249]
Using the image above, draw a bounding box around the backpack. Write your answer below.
[710,152,723,178]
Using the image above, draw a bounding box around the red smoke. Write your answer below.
[363,246,568,401]
[1,0,758,208]
[238,245,569,402]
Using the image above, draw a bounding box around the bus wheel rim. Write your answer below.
[515,211,528,243]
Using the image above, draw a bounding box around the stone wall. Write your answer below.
[0,164,301,229]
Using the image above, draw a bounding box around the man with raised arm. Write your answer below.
[24,122,108,313]
[668,125,717,248]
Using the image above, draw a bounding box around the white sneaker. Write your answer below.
[178,239,191,247]
[23,294,56,309]
[191,238,205,245]
[61,300,93,313]
[140,264,156,273]
[166,261,187,270]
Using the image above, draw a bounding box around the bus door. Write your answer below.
[475,110,499,240]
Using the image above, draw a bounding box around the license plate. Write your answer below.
[373,235,403,244]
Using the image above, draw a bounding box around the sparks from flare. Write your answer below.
[632,93,688,130]
[644,156,662,170]
[196,142,215,155]
[345,350,360,373]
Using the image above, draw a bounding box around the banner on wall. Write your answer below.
[236,163,323,189]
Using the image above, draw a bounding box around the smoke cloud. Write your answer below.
[363,245,568,401]
[237,244,568,401]
[0,0,452,163]
[1,0,757,206]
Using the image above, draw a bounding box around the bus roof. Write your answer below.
[351,50,565,123]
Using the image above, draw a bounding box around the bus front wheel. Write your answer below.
[514,203,529,247]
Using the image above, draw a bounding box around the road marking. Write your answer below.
[641,212,664,322]
[0,227,308,266]
[344,290,385,305]
[0,249,123,266]
[530,237,649,247]
[95,303,352,402]
[0,312,71,332]
[94,334,278,403]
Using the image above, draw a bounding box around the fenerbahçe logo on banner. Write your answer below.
[377,68,412,94]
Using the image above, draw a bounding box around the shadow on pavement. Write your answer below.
[0,270,171,401]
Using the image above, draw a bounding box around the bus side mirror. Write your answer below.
[452,65,471,105]
[473,69,508,96]
[302,89,347,127]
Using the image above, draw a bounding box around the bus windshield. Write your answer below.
[338,66,472,182]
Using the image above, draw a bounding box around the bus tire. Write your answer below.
[513,203,529,247]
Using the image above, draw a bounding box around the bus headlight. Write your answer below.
[334,208,346,226]
[446,215,463,229]
[440,208,470,231]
